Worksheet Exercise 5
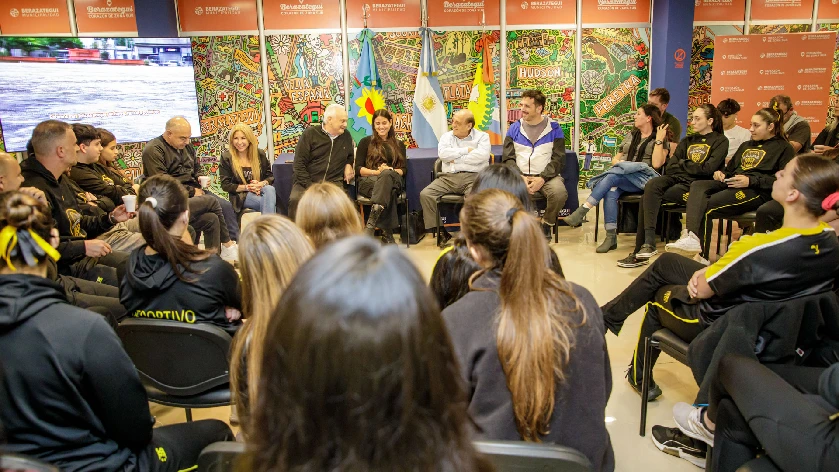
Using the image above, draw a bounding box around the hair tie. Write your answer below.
[145,197,158,209]
[506,208,519,224]
[822,191,839,212]
[0,225,61,271]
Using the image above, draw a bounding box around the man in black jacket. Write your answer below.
[289,104,355,219]
[21,120,133,285]
[142,116,239,260]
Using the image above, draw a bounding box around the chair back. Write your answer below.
[0,454,59,472]
[198,442,246,472]
[474,440,593,472]
[117,319,232,396]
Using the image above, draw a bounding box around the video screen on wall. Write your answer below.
[0,37,201,152]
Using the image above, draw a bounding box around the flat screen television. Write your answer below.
[0,37,201,151]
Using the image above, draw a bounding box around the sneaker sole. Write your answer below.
[617,260,649,268]
[651,433,707,468]
[665,246,700,257]
[636,250,659,259]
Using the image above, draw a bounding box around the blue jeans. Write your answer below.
[243,184,277,215]
[586,174,643,231]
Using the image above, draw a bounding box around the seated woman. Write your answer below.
[564,104,671,253]
[813,103,839,155]
[356,109,406,243]
[443,189,614,471]
[230,214,313,433]
[665,107,795,262]
[603,154,839,400]
[617,104,729,267]
[0,191,232,471]
[295,182,362,249]
[219,122,275,217]
[244,236,492,472]
[121,174,243,334]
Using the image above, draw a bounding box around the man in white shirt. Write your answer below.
[419,109,491,244]
[717,99,751,165]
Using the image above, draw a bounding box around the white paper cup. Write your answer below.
[122,195,137,212]
[198,176,210,188]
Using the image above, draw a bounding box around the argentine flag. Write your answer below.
[411,27,448,148]
[348,28,385,145]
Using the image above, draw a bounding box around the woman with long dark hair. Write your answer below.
[244,236,492,472]
[564,104,672,253]
[0,191,233,470]
[443,189,614,471]
[356,109,407,243]
[120,174,242,334]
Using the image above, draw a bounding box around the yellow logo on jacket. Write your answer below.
[101,175,114,186]
[735,191,746,200]
[155,447,167,462]
[740,148,767,170]
[687,144,711,163]
[662,290,671,303]
[65,208,85,238]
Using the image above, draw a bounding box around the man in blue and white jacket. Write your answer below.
[502,89,568,239]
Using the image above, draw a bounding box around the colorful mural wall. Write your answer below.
[577,28,650,188]
[347,29,501,148]
[191,35,265,196]
[266,34,345,155]
[748,24,811,34]
[688,25,743,132]
[819,23,839,116]
[505,29,576,147]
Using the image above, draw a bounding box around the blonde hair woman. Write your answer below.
[219,123,275,216]
[230,214,314,433]
[295,183,362,249]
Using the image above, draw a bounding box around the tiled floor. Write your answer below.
[152,203,700,471]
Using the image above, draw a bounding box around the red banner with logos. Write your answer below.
[711,32,836,141]
[694,0,746,22]
[818,0,839,20]
[177,0,257,33]
[506,0,575,25]
[0,0,71,35]
[750,0,815,21]
[74,0,137,34]
[346,0,420,29]
[581,0,650,24]
[427,0,500,28]
[263,0,340,30]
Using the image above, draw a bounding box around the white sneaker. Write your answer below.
[220,242,239,261]
[673,402,715,447]
[665,231,702,256]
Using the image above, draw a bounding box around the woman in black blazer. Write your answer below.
[356,109,406,243]
[219,123,275,216]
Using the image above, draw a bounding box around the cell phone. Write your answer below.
[724,177,735,183]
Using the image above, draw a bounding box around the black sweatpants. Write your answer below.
[58,275,126,322]
[189,194,230,251]
[138,419,234,472]
[755,199,784,233]
[357,169,403,230]
[685,180,769,258]
[601,253,706,384]
[708,355,839,472]
[64,250,129,288]
[634,176,691,252]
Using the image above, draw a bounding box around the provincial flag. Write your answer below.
[348,28,385,144]
[411,27,448,148]
[468,34,502,145]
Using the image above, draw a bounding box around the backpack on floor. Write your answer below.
[400,210,426,245]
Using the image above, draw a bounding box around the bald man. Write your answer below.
[142,116,239,260]
[419,109,491,245]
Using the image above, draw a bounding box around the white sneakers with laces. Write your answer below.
[666,231,703,256]
[220,241,239,262]
[672,402,715,447]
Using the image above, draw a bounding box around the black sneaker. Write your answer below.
[636,244,658,259]
[542,223,554,241]
[617,253,650,268]
[437,228,452,247]
[625,365,662,402]
[651,425,707,468]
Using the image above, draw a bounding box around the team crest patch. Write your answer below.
[662,290,671,303]
[682,192,689,202]
[740,148,767,170]
[155,447,167,462]
[102,175,115,186]
[735,191,746,200]
[687,144,711,163]
[65,208,86,238]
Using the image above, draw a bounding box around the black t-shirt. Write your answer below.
[242,166,254,183]
[787,120,813,154]
[725,136,795,191]
[664,131,729,182]
[702,223,839,324]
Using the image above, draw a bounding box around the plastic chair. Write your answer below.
[640,328,690,436]
[593,192,643,242]
[197,441,245,472]
[713,211,757,258]
[474,440,593,472]
[117,319,233,422]
[0,454,58,472]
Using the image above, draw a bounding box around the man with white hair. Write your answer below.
[142,116,239,260]
[289,104,355,219]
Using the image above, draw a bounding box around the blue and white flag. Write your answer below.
[348,28,385,144]
[411,27,448,148]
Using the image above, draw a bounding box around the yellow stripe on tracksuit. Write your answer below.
[631,302,700,385]
[178,467,198,472]
[701,194,763,252]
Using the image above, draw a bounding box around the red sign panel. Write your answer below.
[346,0,421,29]
[750,0,815,21]
[711,32,836,141]
[0,0,71,35]
[818,0,839,20]
[177,0,258,33]
[263,0,340,30]
[74,0,137,34]
[506,0,576,25]
[694,0,746,22]
[581,0,650,24]
[427,0,500,28]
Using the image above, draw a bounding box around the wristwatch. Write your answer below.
[654,140,663,145]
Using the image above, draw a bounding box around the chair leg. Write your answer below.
[554,216,558,244]
[640,337,658,437]
[435,200,442,247]
[185,408,193,422]
[595,203,600,242]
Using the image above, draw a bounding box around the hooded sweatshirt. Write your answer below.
[0,274,154,471]
[120,248,242,334]
[725,135,795,191]
[664,131,729,183]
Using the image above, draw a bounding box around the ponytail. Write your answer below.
[462,189,584,441]
[138,174,210,282]
[756,106,786,140]
[697,103,724,135]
